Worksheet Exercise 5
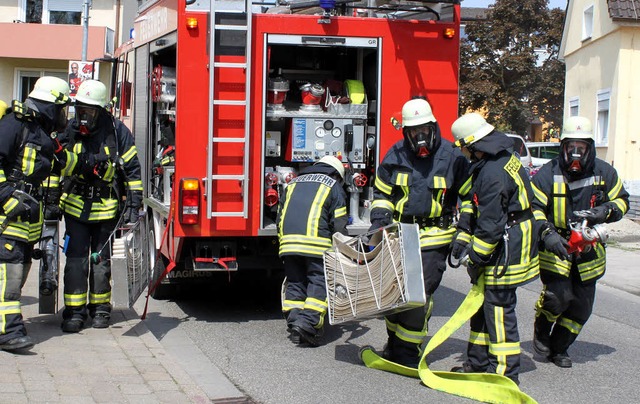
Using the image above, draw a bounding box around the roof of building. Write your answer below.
[608,0,640,21]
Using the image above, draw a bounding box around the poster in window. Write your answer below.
[68,61,99,98]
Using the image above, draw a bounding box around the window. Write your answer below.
[596,89,610,146]
[583,5,594,40]
[15,69,66,102]
[569,97,579,116]
[22,0,82,24]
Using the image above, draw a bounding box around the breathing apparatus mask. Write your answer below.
[404,123,437,158]
[561,139,592,176]
[75,102,101,135]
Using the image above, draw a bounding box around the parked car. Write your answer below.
[506,133,533,174]
[526,141,561,168]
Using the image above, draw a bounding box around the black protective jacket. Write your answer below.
[531,157,629,282]
[466,131,539,288]
[277,164,348,258]
[370,133,472,250]
[59,112,142,223]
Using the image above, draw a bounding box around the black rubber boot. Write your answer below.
[0,335,34,352]
[451,362,482,373]
[549,351,572,368]
[92,314,110,329]
[290,325,320,347]
[533,316,553,356]
[61,319,84,333]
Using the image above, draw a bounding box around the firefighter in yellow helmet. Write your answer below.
[0,76,73,352]
[368,98,472,367]
[449,112,539,385]
[57,79,143,332]
[278,155,348,346]
[531,116,629,368]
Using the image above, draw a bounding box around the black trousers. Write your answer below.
[535,267,597,355]
[282,255,327,335]
[385,246,448,365]
[0,237,32,343]
[466,288,521,380]
[62,215,117,321]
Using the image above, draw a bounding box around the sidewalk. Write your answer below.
[0,268,240,404]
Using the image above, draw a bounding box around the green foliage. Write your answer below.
[460,0,566,134]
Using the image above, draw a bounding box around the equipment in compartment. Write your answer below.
[267,77,290,111]
[286,117,365,163]
[323,223,425,325]
[151,65,176,104]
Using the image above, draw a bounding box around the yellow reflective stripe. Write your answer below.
[64,293,87,307]
[371,199,394,211]
[608,177,622,200]
[533,209,547,221]
[3,197,18,213]
[21,145,37,176]
[395,323,425,344]
[457,232,472,243]
[484,257,540,287]
[282,299,304,312]
[489,341,521,357]
[0,302,21,315]
[469,331,489,346]
[493,305,507,375]
[459,176,472,195]
[89,292,111,304]
[611,198,628,214]
[539,251,571,276]
[61,150,78,176]
[430,189,443,218]
[419,227,456,248]
[460,202,474,215]
[308,186,330,236]
[472,237,497,256]
[127,180,143,191]
[304,297,328,313]
[280,235,332,248]
[434,176,446,189]
[73,143,83,153]
[277,183,295,238]
[518,219,533,263]
[374,176,393,195]
[42,176,61,187]
[395,185,409,216]
[0,169,6,182]
[552,181,567,229]
[385,317,398,332]
[532,183,548,206]
[557,316,582,335]
[122,145,138,163]
[279,245,331,256]
[395,172,409,187]
[577,244,606,281]
[335,206,347,218]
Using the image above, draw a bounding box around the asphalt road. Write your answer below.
[140,247,640,404]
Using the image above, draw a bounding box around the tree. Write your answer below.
[459,0,566,135]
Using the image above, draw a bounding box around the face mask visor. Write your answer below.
[75,104,100,135]
[404,123,436,158]
[562,139,590,174]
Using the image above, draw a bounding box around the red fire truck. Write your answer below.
[111,0,461,297]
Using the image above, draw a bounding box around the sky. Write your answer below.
[461,0,568,10]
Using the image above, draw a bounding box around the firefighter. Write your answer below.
[58,79,143,332]
[368,98,472,367]
[0,76,72,352]
[278,155,348,347]
[449,112,539,385]
[531,116,629,368]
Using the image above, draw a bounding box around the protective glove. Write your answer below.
[43,204,61,221]
[542,229,571,261]
[466,249,489,285]
[577,205,611,225]
[450,231,471,260]
[122,191,143,226]
[77,153,109,178]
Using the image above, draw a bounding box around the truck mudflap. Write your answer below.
[111,220,151,309]
[37,219,60,314]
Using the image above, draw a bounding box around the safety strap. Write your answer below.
[362,277,538,404]
[141,203,177,320]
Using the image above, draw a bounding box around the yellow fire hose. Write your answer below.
[361,276,537,404]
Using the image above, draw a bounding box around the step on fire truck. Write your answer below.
[110,0,461,298]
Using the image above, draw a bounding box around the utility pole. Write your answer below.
[81,0,92,61]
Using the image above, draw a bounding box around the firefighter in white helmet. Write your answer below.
[531,116,628,368]
[0,76,74,352]
[278,155,348,346]
[368,97,472,367]
[57,79,143,332]
[449,112,539,385]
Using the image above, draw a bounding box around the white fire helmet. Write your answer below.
[28,76,70,105]
[317,155,345,180]
[75,80,108,107]
[560,116,595,141]
[451,112,495,148]
[401,98,436,127]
